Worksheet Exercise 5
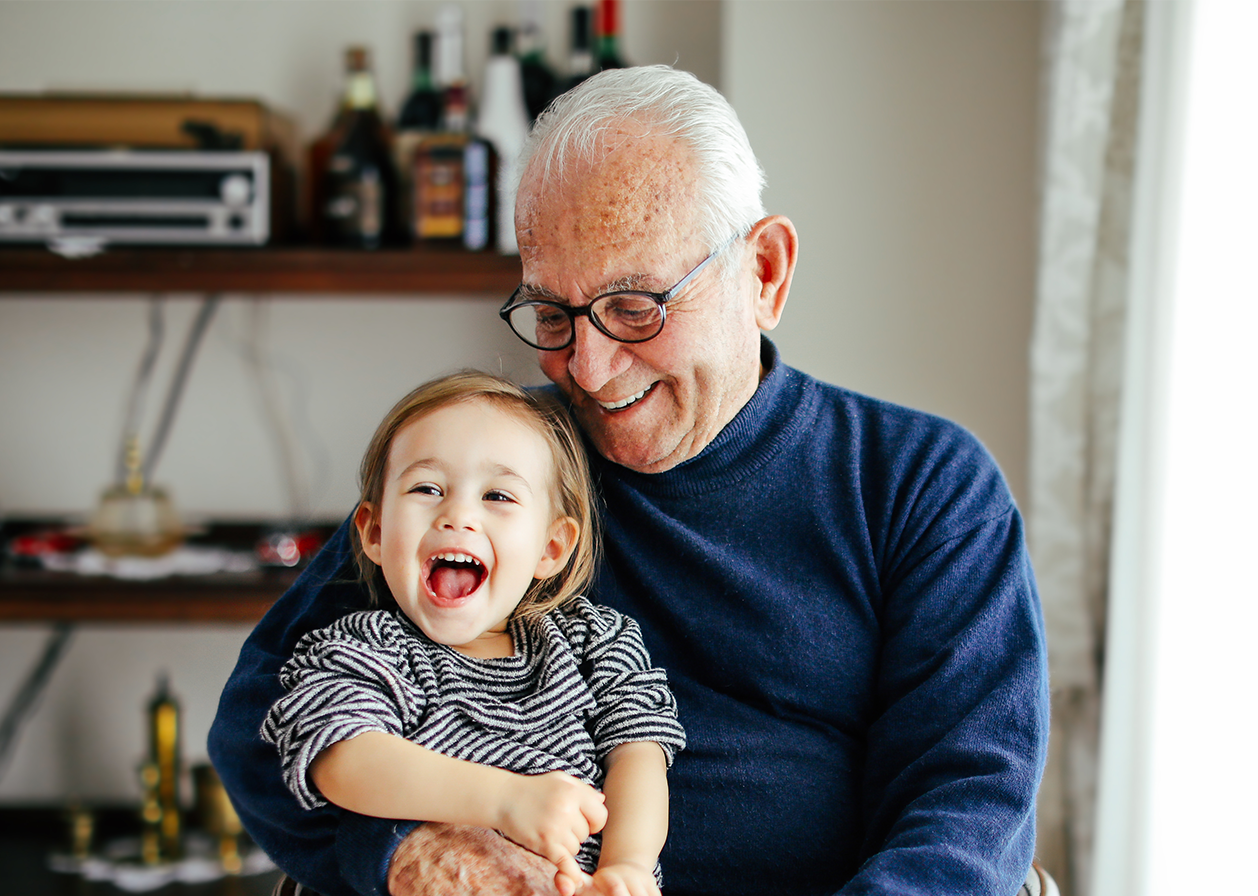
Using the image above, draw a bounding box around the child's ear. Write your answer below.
[534,516,579,579]
[354,502,384,566]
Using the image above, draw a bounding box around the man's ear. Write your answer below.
[534,516,579,579]
[746,215,798,331]
[354,502,384,566]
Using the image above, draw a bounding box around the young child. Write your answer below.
[262,371,685,896]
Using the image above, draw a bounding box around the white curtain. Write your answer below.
[1028,2,1145,895]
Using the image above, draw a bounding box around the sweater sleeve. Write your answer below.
[559,598,688,766]
[262,611,429,810]
[840,438,1049,895]
[207,517,419,896]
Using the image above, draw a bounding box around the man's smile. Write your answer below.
[597,384,654,411]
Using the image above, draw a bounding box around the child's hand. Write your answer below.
[590,861,660,896]
[497,770,607,877]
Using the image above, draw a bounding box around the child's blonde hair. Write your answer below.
[353,370,599,621]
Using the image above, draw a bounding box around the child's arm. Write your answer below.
[590,741,670,896]
[311,730,607,887]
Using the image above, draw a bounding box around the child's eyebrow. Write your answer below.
[394,458,439,481]
[393,459,535,494]
[487,465,534,494]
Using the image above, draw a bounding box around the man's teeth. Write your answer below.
[600,387,649,411]
[435,553,481,566]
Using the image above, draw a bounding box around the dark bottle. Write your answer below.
[595,0,626,71]
[323,46,397,249]
[397,31,443,131]
[517,5,557,121]
[563,5,597,92]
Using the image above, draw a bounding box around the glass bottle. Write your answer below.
[595,0,626,71]
[398,31,442,131]
[476,26,530,255]
[411,6,472,244]
[517,0,557,121]
[395,30,443,242]
[322,46,397,249]
[434,3,468,132]
[563,5,596,92]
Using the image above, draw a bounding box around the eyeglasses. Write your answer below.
[498,235,739,351]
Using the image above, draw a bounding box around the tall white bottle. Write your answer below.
[475,26,531,255]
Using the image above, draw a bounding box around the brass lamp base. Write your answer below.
[89,485,184,558]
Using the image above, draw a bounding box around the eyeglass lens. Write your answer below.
[506,293,665,349]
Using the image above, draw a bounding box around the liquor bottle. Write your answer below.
[306,64,352,244]
[563,5,597,92]
[434,3,468,131]
[595,0,626,71]
[395,31,443,240]
[517,0,557,121]
[398,31,442,131]
[322,46,397,249]
[411,6,473,244]
[476,26,530,255]
[147,674,182,860]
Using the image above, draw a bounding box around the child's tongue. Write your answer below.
[430,566,480,602]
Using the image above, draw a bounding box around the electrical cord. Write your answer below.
[0,623,75,783]
[116,297,166,485]
[142,294,221,485]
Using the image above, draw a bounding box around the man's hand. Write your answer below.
[496,770,608,874]
[388,823,564,896]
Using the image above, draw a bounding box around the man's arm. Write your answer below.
[842,503,1049,895]
[208,518,417,896]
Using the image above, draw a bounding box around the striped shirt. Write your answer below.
[262,596,685,874]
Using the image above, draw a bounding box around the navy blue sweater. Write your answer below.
[209,341,1048,896]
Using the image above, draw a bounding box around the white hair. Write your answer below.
[515,65,767,255]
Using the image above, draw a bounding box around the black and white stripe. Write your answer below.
[263,596,685,874]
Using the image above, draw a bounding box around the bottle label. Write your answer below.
[326,166,383,243]
[413,140,465,240]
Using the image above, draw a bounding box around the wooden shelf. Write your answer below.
[0,245,522,295]
[0,520,331,623]
[0,568,294,623]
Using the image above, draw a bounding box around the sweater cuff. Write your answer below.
[336,813,421,896]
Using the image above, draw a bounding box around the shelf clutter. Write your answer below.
[0,519,337,622]
[0,1,630,288]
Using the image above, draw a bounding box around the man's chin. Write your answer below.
[583,424,686,474]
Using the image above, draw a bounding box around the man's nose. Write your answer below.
[567,317,631,393]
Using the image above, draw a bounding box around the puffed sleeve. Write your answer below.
[554,597,687,766]
[261,610,432,809]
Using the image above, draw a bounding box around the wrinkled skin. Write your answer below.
[388,824,562,896]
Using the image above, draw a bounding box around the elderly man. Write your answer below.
[210,66,1048,896]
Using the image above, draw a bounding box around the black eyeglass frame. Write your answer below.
[498,234,740,351]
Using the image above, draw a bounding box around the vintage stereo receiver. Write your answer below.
[0,149,273,246]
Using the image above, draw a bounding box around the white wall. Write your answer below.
[0,0,1041,804]
[726,0,1041,507]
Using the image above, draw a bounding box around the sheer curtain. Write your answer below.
[1028,2,1145,895]
[1032,1,1258,892]
[1093,1,1258,894]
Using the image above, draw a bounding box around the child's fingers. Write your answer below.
[554,853,592,893]
[581,789,609,835]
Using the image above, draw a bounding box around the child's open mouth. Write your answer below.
[425,552,487,605]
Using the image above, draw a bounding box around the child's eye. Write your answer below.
[409,483,442,497]
[484,490,516,503]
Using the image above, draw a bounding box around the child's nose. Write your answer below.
[436,496,479,530]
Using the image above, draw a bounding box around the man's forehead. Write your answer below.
[517,133,699,252]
